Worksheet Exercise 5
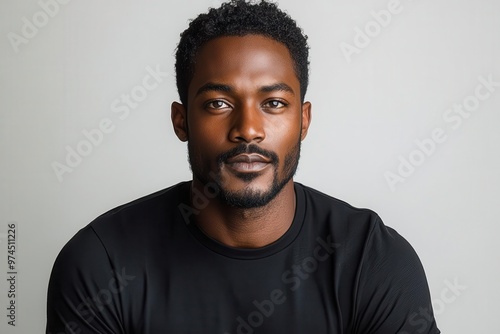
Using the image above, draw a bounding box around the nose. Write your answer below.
[228,102,265,143]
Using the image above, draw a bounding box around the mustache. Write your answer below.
[217,144,279,166]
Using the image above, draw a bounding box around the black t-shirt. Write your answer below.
[46,182,440,334]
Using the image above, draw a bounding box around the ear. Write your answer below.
[171,102,188,142]
[300,101,312,141]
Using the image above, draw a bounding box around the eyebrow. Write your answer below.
[195,82,295,96]
[259,83,295,95]
[196,83,232,96]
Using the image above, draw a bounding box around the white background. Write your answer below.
[1,0,499,332]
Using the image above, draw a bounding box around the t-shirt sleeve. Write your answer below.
[352,216,440,334]
[46,226,126,334]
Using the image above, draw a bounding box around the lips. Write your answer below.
[226,154,270,164]
[225,154,271,173]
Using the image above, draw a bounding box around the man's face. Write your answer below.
[172,34,311,208]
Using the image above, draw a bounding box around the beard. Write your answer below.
[187,140,301,209]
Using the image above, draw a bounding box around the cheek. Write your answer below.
[188,117,227,161]
[193,111,232,141]
[189,111,220,140]
[270,117,302,153]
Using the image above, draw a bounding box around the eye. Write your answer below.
[262,100,287,109]
[205,100,231,110]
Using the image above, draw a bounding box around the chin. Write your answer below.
[218,179,285,209]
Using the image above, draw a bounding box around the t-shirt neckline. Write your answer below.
[181,182,306,260]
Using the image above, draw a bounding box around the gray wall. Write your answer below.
[0,0,498,332]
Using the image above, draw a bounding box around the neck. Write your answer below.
[190,180,296,248]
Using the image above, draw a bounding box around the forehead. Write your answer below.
[188,34,299,99]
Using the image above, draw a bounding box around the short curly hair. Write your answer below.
[175,0,309,106]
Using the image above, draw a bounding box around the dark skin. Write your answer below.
[171,35,311,248]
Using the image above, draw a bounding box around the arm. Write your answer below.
[46,226,126,334]
[351,217,440,334]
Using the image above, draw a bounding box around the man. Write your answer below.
[47,1,440,333]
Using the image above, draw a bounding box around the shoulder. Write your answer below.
[296,182,382,237]
[50,181,190,285]
[87,181,189,238]
[50,225,110,281]
[297,182,378,216]
[298,182,415,252]
[295,185,439,333]
[47,183,190,331]
[47,225,134,332]
[92,181,190,225]
[296,182,424,280]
